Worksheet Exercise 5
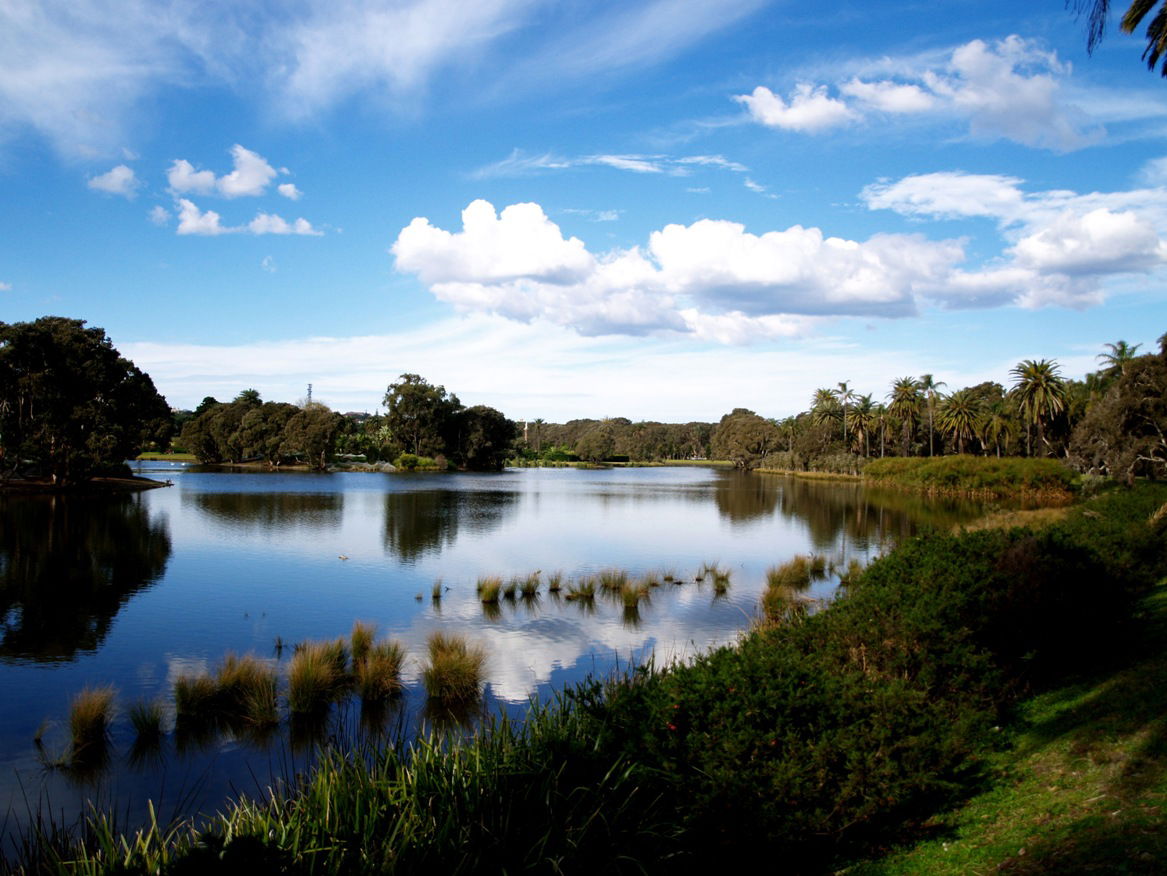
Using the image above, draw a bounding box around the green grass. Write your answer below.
[288,641,347,715]
[422,632,486,703]
[128,699,164,743]
[69,685,117,753]
[863,455,1075,497]
[350,621,377,665]
[846,580,1167,875]
[135,452,198,461]
[357,641,405,702]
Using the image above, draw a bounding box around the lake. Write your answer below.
[0,464,988,843]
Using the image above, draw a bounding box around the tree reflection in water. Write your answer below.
[0,494,171,662]
[383,490,517,563]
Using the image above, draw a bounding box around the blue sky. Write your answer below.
[2,0,1166,421]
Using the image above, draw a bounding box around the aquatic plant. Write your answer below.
[350,621,377,665]
[431,579,444,600]
[357,641,405,702]
[173,673,218,720]
[546,571,564,592]
[422,632,486,703]
[478,576,503,604]
[564,577,596,602]
[288,642,345,715]
[598,569,629,592]
[69,685,117,753]
[520,573,541,598]
[216,654,279,725]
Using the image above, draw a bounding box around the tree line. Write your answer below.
[707,335,1167,482]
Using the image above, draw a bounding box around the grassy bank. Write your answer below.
[863,455,1076,498]
[7,485,1165,873]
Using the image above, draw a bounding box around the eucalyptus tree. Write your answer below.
[917,374,946,457]
[887,377,921,456]
[1010,359,1068,456]
[938,388,983,455]
[712,408,781,470]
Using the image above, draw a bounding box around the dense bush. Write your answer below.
[863,455,1075,495]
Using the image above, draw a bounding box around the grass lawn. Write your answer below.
[847,575,1167,874]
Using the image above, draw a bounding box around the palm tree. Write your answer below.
[887,377,921,456]
[847,394,876,457]
[1097,340,1142,376]
[979,401,1016,458]
[811,388,839,433]
[938,389,982,455]
[1010,359,1068,456]
[1077,1,1167,76]
[835,381,856,448]
[917,374,946,457]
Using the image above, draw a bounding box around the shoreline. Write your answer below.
[0,474,171,494]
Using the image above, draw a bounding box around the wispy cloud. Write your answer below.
[472,148,748,179]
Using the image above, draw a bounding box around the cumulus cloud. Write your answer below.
[392,199,970,339]
[168,145,277,198]
[738,36,1103,151]
[86,163,138,197]
[148,205,170,226]
[176,199,231,235]
[278,182,302,200]
[734,84,857,133]
[248,212,322,235]
[863,171,1167,308]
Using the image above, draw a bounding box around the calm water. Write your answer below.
[0,465,987,842]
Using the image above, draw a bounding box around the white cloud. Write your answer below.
[86,163,138,197]
[166,159,216,195]
[0,282,11,292]
[148,205,170,226]
[740,36,1104,151]
[248,212,322,236]
[734,84,857,133]
[863,171,1167,308]
[175,198,232,235]
[278,182,302,200]
[168,145,277,198]
[472,149,749,179]
[261,255,276,273]
[393,199,971,339]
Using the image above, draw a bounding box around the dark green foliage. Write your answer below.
[0,317,172,484]
[453,405,515,471]
[711,407,781,469]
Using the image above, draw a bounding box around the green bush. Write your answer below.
[863,455,1075,494]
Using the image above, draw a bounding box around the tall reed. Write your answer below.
[69,685,117,753]
[422,632,486,702]
[350,621,377,665]
[357,640,405,702]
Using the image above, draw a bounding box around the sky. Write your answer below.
[2,0,1166,422]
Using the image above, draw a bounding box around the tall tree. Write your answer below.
[938,388,983,455]
[887,377,921,456]
[0,317,171,485]
[834,380,856,448]
[1010,359,1068,456]
[918,373,946,457]
[711,408,780,470]
[1097,339,1143,376]
[847,393,877,457]
[382,374,461,458]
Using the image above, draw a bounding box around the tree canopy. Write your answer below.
[0,317,171,485]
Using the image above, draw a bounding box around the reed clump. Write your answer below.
[357,641,405,702]
[762,556,815,624]
[128,699,164,743]
[520,572,541,598]
[478,575,503,604]
[350,621,377,665]
[546,571,564,593]
[173,673,218,720]
[69,685,117,753]
[564,577,596,602]
[422,632,486,702]
[621,581,649,608]
[598,569,629,593]
[288,641,348,715]
[215,654,279,726]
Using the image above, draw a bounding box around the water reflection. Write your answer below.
[0,495,171,662]
[383,490,517,562]
[185,491,343,529]
[713,471,780,521]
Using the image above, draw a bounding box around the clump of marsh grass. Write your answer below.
[520,573,541,598]
[431,579,444,600]
[173,672,218,721]
[422,632,486,703]
[762,555,815,624]
[564,577,596,602]
[598,569,629,593]
[711,567,732,595]
[546,571,564,593]
[350,621,377,665]
[620,581,649,608]
[288,641,347,715]
[838,558,865,588]
[69,685,117,755]
[357,640,405,702]
[809,555,827,578]
[216,654,279,726]
[478,575,503,604]
[642,571,662,588]
[502,577,519,600]
[128,700,164,743]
